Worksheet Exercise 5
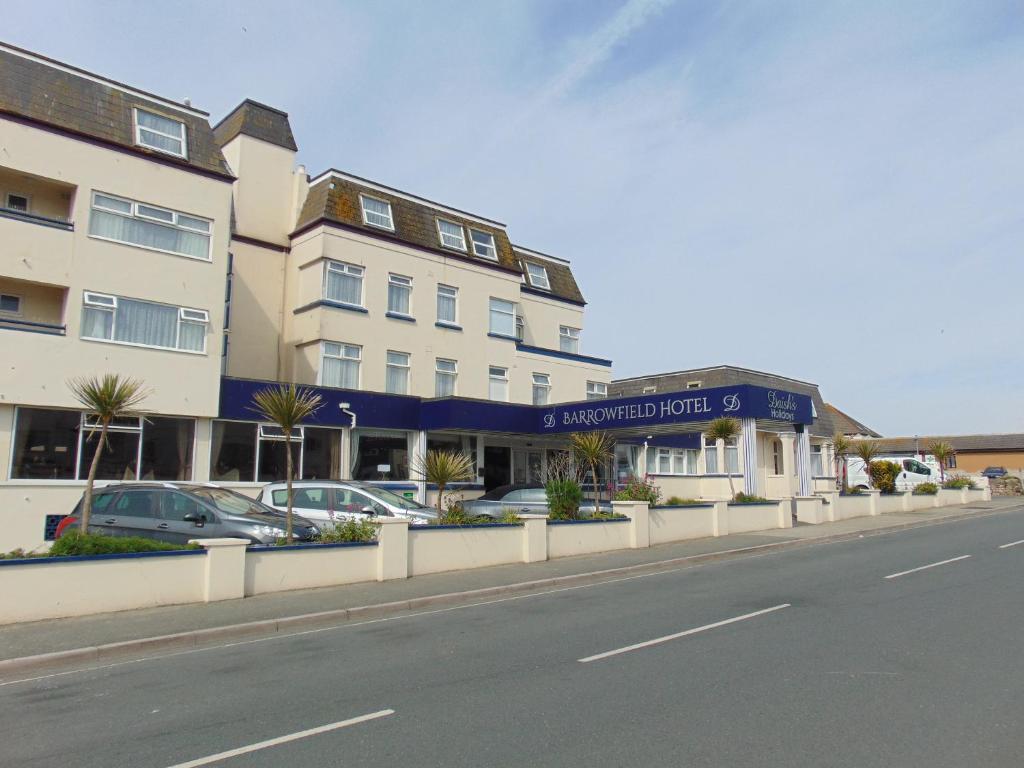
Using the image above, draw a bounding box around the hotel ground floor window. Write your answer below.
[210,420,343,482]
[704,438,719,473]
[351,429,411,481]
[810,444,824,475]
[725,438,739,474]
[427,433,478,474]
[11,407,194,481]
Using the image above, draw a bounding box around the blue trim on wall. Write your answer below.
[247,541,378,552]
[547,517,629,525]
[434,321,462,331]
[0,548,206,567]
[515,343,613,367]
[425,482,485,491]
[415,522,524,530]
[293,299,368,316]
[385,312,415,323]
[654,504,715,509]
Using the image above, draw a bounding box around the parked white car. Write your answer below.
[846,455,936,491]
[258,481,437,526]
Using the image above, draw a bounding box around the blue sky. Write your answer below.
[6,1,1023,435]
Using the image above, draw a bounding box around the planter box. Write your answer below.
[547,518,631,558]
[726,502,785,534]
[409,524,524,576]
[648,505,716,545]
[910,493,939,510]
[836,494,874,520]
[244,542,378,595]
[877,493,906,515]
[938,488,967,506]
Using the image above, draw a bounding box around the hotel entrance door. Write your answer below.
[512,449,544,485]
[483,446,511,491]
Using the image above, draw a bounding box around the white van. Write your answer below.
[846,456,935,491]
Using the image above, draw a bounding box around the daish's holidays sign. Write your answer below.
[539,384,813,433]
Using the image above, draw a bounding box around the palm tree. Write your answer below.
[832,433,851,491]
[705,417,741,499]
[411,449,475,517]
[853,440,881,488]
[927,440,955,483]
[68,374,149,534]
[570,431,614,508]
[250,384,323,543]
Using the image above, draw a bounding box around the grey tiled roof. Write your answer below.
[824,404,881,437]
[295,174,586,304]
[610,365,836,437]
[0,44,231,178]
[213,100,298,151]
[851,434,1024,454]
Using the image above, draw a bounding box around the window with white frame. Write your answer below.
[725,438,739,474]
[642,386,657,394]
[359,194,394,230]
[437,219,467,251]
[81,291,207,353]
[532,373,551,405]
[469,228,497,259]
[435,358,457,397]
[134,108,187,158]
[386,351,411,395]
[587,381,607,400]
[559,326,580,354]
[704,437,719,473]
[436,284,458,324]
[646,448,699,476]
[387,274,412,316]
[321,342,360,389]
[811,444,824,476]
[489,298,516,337]
[89,192,211,260]
[324,261,364,306]
[0,293,22,315]
[488,366,509,401]
[525,262,550,290]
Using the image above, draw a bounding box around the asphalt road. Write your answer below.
[3,505,1024,767]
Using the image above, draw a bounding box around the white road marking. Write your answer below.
[578,603,791,663]
[164,709,394,767]
[884,555,971,580]
[998,539,1024,550]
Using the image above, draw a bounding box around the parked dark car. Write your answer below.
[58,483,319,545]
[981,466,1008,478]
[460,484,613,519]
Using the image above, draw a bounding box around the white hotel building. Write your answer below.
[0,43,836,552]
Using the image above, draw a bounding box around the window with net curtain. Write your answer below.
[437,284,457,324]
[811,444,824,475]
[704,437,719,473]
[489,298,516,337]
[388,274,412,315]
[321,342,360,389]
[135,109,186,156]
[360,195,393,229]
[438,219,466,250]
[386,351,410,394]
[532,373,550,405]
[725,438,739,474]
[324,261,364,306]
[435,358,457,397]
[81,293,206,352]
[89,193,209,259]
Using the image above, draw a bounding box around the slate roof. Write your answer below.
[825,403,881,438]
[213,99,298,151]
[610,365,836,437]
[295,172,586,304]
[514,247,586,306]
[0,42,231,178]
[850,434,1024,454]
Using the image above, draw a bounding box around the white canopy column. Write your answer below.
[741,417,758,496]
[412,430,428,504]
[795,427,812,497]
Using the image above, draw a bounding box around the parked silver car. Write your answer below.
[460,484,613,519]
[258,480,438,526]
[59,483,319,545]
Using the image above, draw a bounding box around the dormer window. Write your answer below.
[437,219,467,251]
[134,108,187,158]
[525,262,550,290]
[360,194,394,231]
[470,228,497,260]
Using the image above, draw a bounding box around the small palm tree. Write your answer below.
[927,440,955,483]
[832,433,851,491]
[68,374,149,534]
[706,417,741,499]
[570,431,614,507]
[250,384,323,543]
[412,449,475,517]
[853,440,881,488]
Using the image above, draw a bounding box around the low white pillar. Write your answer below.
[794,496,824,524]
[712,500,730,537]
[189,538,248,602]
[900,490,913,512]
[776,500,792,529]
[613,501,650,549]
[865,489,881,516]
[376,519,410,581]
[520,514,548,563]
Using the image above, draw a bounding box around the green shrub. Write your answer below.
[317,518,378,543]
[732,493,771,504]
[497,508,523,524]
[867,460,901,494]
[942,476,976,490]
[663,496,702,506]
[0,548,47,560]
[585,511,628,521]
[546,478,583,520]
[914,482,939,495]
[613,475,662,506]
[844,487,864,495]
[49,531,198,557]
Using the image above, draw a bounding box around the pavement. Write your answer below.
[1,497,1022,766]
[0,499,1015,664]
